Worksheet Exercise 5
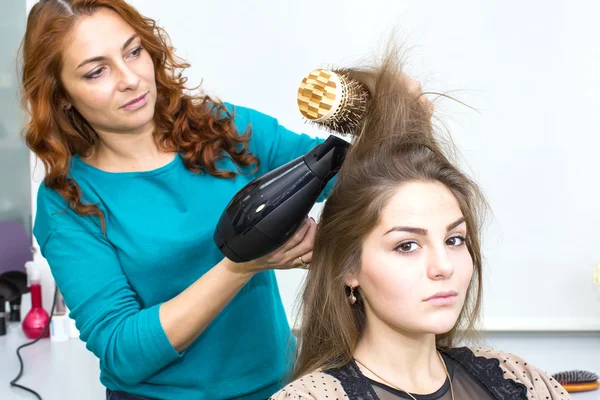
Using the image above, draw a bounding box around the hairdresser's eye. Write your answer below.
[446,235,466,247]
[395,241,420,253]
[84,67,106,80]
[129,46,143,58]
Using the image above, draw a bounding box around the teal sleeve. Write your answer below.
[227,103,337,201]
[35,191,182,385]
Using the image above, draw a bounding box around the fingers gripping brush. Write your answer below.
[213,69,370,262]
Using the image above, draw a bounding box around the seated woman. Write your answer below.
[270,52,570,400]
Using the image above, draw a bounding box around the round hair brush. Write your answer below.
[552,370,599,393]
[297,68,369,135]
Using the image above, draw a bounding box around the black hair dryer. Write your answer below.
[213,135,349,263]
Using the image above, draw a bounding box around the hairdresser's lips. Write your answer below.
[120,92,149,110]
[423,291,458,306]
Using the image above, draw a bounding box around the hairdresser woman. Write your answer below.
[21,1,325,399]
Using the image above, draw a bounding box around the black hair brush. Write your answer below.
[552,370,599,393]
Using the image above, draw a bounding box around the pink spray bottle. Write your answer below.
[22,262,49,339]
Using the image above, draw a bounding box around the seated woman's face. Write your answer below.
[350,180,473,336]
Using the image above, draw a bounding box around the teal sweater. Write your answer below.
[33,104,333,400]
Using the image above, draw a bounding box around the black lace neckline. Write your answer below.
[443,347,528,400]
[323,347,528,400]
[367,376,451,400]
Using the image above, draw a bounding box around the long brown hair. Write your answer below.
[20,0,258,231]
[292,50,487,379]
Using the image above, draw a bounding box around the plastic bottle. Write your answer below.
[22,263,50,339]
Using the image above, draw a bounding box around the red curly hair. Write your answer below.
[21,0,258,232]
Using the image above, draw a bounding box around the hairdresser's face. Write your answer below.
[60,8,156,135]
[351,181,473,337]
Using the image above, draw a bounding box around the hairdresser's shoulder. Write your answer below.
[456,346,572,400]
[222,101,281,135]
[269,370,347,400]
[222,101,271,122]
[35,180,69,219]
[34,179,102,246]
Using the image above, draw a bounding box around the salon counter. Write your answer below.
[1,321,599,399]
[0,322,104,399]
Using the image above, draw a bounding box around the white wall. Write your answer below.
[124,0,600,331]
[28,1,600,332]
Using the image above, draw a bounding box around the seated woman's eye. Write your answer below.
[446,235,466,246]
[396,241,419,253]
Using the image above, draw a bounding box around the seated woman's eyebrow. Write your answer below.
[384,217,465,236]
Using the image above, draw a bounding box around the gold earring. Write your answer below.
[348,286,357,305]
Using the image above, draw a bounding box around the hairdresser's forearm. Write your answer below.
[159,258,255,353]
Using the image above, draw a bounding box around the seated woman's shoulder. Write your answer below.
[448,346,572,400]
[271,348,572,400]
[269,370,346,400]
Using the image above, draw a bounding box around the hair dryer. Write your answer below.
[213,135,348,262]
[213,67,369,263]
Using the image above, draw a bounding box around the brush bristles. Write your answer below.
[552,370,599,384]
[297,68,369,136]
